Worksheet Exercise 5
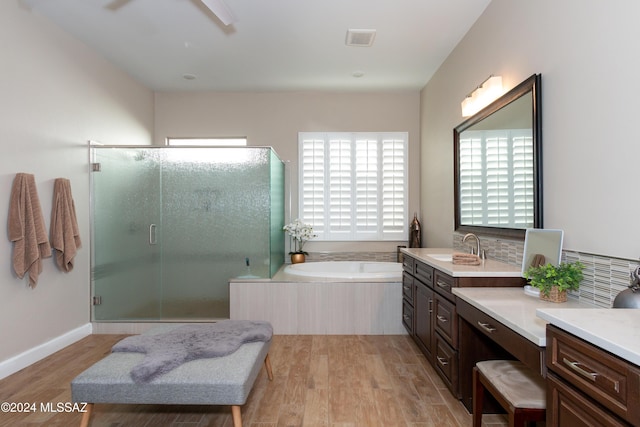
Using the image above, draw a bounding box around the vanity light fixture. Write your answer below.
[461,75,503,117]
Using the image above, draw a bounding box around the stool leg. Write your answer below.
[79,403,93,427]
[231,405,242,427]
[472,367,483,427]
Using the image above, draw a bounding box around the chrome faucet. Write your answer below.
[462,233,482,258]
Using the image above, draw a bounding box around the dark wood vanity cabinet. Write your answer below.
[401,253,525,402]
[414,277,434,360]
[401,272,415,335]
[402,255,435,360]
[401,260,461,397]
[546,325,640,427]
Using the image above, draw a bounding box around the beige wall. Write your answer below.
[154,91,421,253]
[10,0,639,375]
[421,0,640,259]
[0,2,153,368]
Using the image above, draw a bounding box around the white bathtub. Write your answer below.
[284,261,402,280]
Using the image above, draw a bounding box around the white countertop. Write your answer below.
[401,248,522,277]
[537,308,640,366]
[453,287,595,346]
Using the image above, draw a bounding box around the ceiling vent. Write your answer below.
[345,29,376,47]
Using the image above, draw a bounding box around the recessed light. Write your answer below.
[352,71,365,78]
[182,74,197,80]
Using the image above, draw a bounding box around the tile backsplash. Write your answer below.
[453,232,639,308]
[306,236,638,308]
[306,251,397,263]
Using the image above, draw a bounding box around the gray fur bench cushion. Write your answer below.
[71,325,271,406]
[112,320,272,383]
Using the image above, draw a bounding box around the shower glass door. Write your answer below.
[91,148,162,320]
[91,146,284,321]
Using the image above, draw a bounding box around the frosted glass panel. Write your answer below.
[90,146,284,321]
[270,149,285,276]
[160,148,272,319]
[92,148,161,320]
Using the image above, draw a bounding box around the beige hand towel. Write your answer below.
[8,173,52,287]
[452,252,482,266]
[50,178,82,272]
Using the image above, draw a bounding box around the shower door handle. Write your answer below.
[149,224,157,245]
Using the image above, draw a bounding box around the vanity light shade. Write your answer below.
[461,95,474,118]
[461,75,503,117]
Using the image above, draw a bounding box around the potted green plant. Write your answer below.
[523,261,585,303]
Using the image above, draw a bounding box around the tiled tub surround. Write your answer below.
[453,232,639,308]
[230,257,404,335]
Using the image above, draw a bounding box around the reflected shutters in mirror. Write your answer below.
[459,129,534,227]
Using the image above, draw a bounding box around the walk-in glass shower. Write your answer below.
[90,146,284,321]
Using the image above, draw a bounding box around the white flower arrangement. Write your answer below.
[283,218,316,254]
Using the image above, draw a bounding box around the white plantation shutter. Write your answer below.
[355,137,378,233]
[299,132,407,241]
[459,129,534,227]
[300,137,325,232]
[382,137,406,234]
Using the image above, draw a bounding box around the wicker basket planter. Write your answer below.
[539,286,567,303]
[524,261,585,305]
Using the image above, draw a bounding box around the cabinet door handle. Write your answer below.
[436,356,448,366]
[562,358,599,381]
[436,280,449,289]
[477,321,496,333]
[437,315,448,323]
[562,358,621,393]
[403,285,410,291]
[403,314,410,321]
[428,298,433,313]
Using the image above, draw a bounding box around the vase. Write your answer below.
[291,253,306,264]
[539,286,567,303]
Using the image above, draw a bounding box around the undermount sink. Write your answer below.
[428,254,453,262]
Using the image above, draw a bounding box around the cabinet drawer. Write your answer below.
[434,333,459,396]
[402,272,414,305]
[547,372,630,427]
[434,293,457,348]
[457,298,544,375]
[402,255,415,275]
[434,270,455,300]
[402,300,414,335]
[547,325,640,424]
[415,261,433,286]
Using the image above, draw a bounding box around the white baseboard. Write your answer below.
[0,323,92,380]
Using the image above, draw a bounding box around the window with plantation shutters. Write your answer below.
[459,129,534,227]
[299,132,407,241]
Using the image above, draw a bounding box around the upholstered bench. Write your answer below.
[71,324,273,427]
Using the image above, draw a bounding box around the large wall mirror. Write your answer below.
[454,73,542,238]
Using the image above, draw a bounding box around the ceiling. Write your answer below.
[24,0,491,92]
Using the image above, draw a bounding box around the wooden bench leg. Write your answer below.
[79,403,93,427]
[264,353,274,381]
[231,405,242,427]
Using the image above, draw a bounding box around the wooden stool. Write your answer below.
[473,360,546,427]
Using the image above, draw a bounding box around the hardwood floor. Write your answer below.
[0,334,509,427]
